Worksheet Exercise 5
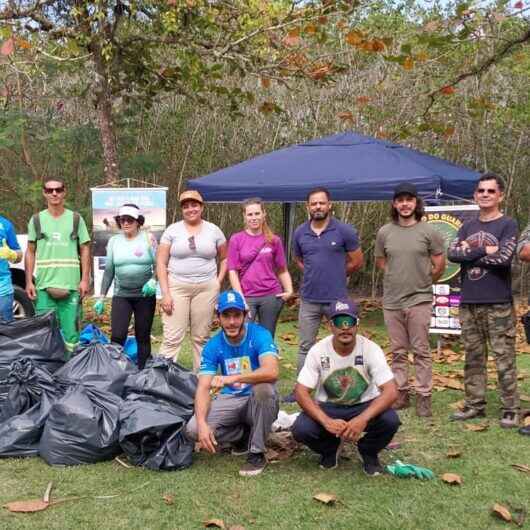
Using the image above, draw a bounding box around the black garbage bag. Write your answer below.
[55,342,138,396]
[119,394,193,471]
[0,360,62,458]
[39,383,122,465]
[0,312,66,400]
[0,358,56,422]
[123,357,197,415]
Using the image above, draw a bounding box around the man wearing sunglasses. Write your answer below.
[25,178,91,354]
[448,173,520,428]
[292,299,400,476]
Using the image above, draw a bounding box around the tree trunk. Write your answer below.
[92,48,120,184]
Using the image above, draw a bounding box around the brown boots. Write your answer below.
[393,391,432,417]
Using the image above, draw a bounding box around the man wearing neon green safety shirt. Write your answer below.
[0,215,23,322]
[25,178,91,354]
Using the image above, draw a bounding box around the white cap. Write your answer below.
[118,205,142,219]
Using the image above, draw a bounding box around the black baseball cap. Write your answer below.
[393,182,418,199]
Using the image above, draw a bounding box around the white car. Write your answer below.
[9,235,35,319]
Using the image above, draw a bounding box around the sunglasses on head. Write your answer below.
[331,315,358,328]
[188,235,196,251]
[43,186,65,195]
[476,188,498,195]
[119,215,136,224]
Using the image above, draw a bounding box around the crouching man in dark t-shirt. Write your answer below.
[448,173,520,428]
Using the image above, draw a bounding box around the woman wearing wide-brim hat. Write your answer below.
[157,190,227,371]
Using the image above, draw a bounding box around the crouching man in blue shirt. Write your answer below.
[186,290,280,477]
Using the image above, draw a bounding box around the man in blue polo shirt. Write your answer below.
[186,290,280,477]
[284,187,363,402]
[0,215,22,322]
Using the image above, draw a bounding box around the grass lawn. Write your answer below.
[0,304,529,530]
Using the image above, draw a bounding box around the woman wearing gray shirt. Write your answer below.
[157,190,227,371]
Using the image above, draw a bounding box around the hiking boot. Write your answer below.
[416,395,432,418]
[319,442,342,470]
[392,390,410,410]
[519,425,530,436]
[239,452,266,477]
[499,411,520,429]
[450,407,486,421]
[231,428,250,456]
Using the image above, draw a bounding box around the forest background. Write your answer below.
[1,0,529,297]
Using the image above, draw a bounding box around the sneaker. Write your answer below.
[499,411,520,429]
[450,407,486,421]
[282,392,297,404]
[319,443,342,470]
[239,452,266,477]
[360,453,384,477]
[231,428,250,456]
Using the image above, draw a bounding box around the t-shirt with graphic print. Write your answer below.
[27,209,91,291]
[297,334,394,405]
[0,215,21,296]
[199,322,278,397]
[447,215,517,304]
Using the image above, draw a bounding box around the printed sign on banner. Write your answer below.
[90,187,167,297]
[424,205,479,335]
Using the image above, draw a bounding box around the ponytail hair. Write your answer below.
[242,197,274,244]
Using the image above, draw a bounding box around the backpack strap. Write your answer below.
[32,213,45,241]
[71,211,80,241]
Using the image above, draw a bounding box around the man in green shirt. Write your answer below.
[375,183,446,417]
[25,178,91,354]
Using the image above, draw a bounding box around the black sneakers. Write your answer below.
[231,428,250,456]
[319,444,342,470]
[239,452,266,477]
[358,450,384,477]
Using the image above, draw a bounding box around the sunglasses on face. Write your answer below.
[476,188,498,195]
[119,216,136,224]
[188,235,196,251]
[331,315,358,328]
[43,186,65,195]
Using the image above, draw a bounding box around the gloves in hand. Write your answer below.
[141,278,157,297]
[93,299,105,316]
[0,239,18,263]
[386,460,435,480]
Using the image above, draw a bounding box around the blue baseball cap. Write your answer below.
[327,299,359,320]
[217,290,246,313]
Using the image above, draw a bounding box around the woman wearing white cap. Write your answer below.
[157,190,227,371]
[94,203,158,369]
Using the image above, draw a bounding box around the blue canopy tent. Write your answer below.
[188,131,480,254]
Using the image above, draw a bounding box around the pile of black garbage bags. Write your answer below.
[0,312,197,471]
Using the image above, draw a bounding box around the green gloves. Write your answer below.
[386,460,435,480]
[141,278,157,297]
[0,239,18,263]
[93,299,105,316]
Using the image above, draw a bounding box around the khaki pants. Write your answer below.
[159,277,219,371]
[384,302,432,397]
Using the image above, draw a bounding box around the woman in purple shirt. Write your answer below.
[228,198,293,337]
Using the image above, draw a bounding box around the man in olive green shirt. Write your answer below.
[25,178,91,353]
[375,183,445,417]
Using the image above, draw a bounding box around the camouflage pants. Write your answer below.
[460,303,519,413]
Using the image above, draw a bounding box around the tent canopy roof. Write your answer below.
[189,132,480,202]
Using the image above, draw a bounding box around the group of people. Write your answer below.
[0,172,528,478]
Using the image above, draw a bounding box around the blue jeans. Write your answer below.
[0,292,14,323]
[292,400,400,459]
[247,295,284,338]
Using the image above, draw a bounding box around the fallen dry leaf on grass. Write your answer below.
[446,450,462,459]
[163,494,174,505]
[523,416,530,427]
[449,400,465,411]
[279,332,298,345]
[491,503,512,523]
[4,499,50,513]
[520,394,530,402]
[511,464,530,475]
[204,519,226,528]
[313,492,337,505]
[228,526,246,530]
[441,473,462,485]
[464,423,489,432]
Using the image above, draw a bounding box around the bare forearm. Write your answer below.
[294,385,330,427]
[24,247,35,283]
[80,244,91,282]
[231,365,278,385]
[217,258,227,284]
[195,386,212,427]
[156,261,170,295]
[357,386,397,423]
[228,270,243,293]
[520,244,530,262]
[277,269,293,293]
